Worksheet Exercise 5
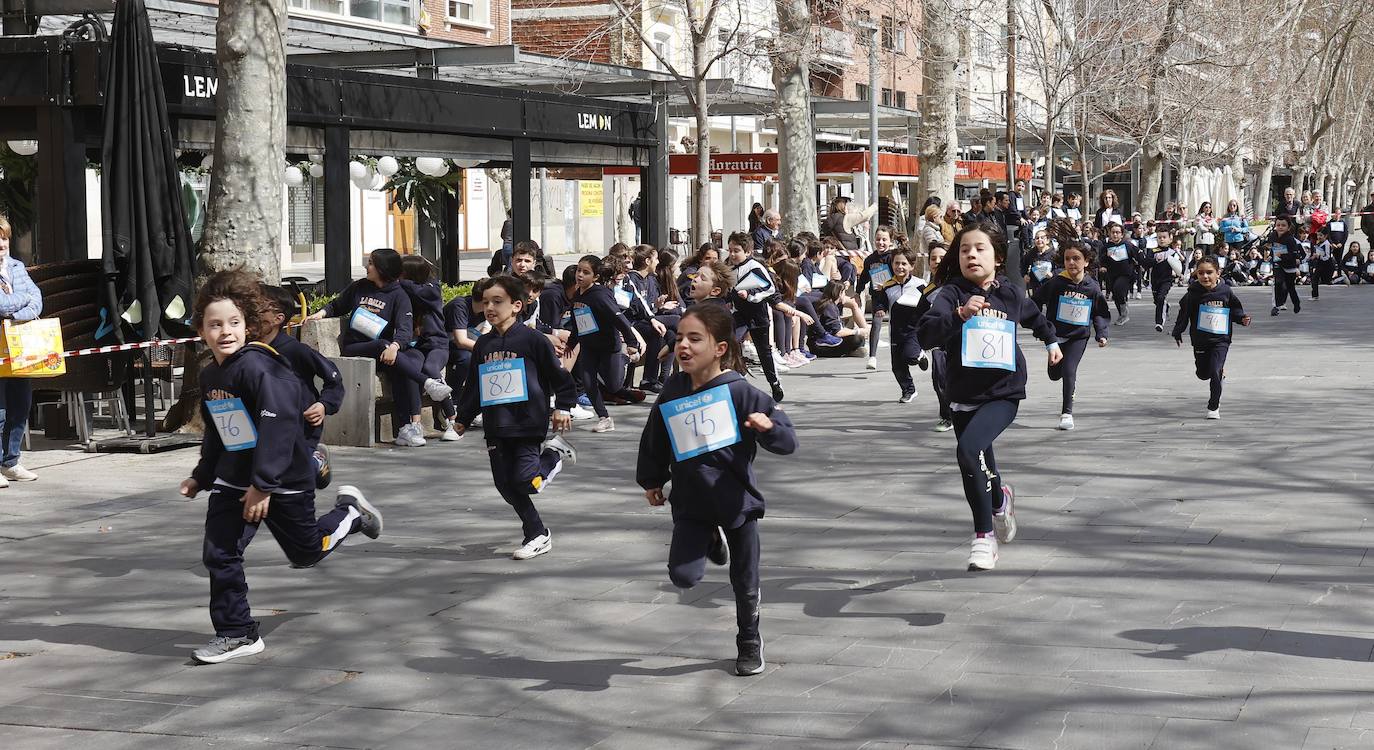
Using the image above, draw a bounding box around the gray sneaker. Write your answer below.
[335,485,383,539]
[192,635,264,664]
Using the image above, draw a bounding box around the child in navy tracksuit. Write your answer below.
[1172,257,1250,418]
[918,225,1060,572]
[726,233,786,404]
[400,255,456,424]
[441,284,484,440]
[623,245,679,393]
[1032,242,1111,430]
[1266,216,1304,316]
[182,271,381,665]
[1100,223,1137,323]
[311,248,449,446]
[637,303,797,676]
[454,275,578,560]
[879,246,929,403]
[259,285,344,488]
[1146,228,1180,331]
[913,244,954,432]
[856,226,896,370]
[568,255,645,433]
[1020,230,1056,297]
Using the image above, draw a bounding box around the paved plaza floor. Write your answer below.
[1,282,1372,749]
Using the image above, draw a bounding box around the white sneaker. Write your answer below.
[591,417,615,433]
[0,464,35,482]
[742,340,759,362]
[394,423,426,447]
[1058,413,1075,431]
[423,378,453,402]
[771,352,790,373]
[544,434,577,465]
[932,419,954,433]
[1206,409,1220,420]
[993,484,1017,544]
[968,535,999,571]
[898,391,916,404]
[866,356,878,370]
[472,413,483,428]
[441,426,462,441]
[569,405,596,421]
[513,533,552,560]
[0,474,10,488]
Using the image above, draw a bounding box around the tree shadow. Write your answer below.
[1120,626,1374,661]
[0,612,311,661]
[406,645,721,692]
[687,575,946,628]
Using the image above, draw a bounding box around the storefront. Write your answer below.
[0,36,662,289]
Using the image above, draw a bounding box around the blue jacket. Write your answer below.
[917,275,1057,405]
[455,322,577,439]
[637,369,796,529]
[324,279,414,349]
[192,342,313,494]
[0,256,42,321]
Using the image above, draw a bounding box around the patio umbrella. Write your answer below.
[97,0,194,344]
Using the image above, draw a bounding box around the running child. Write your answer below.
[857,225,896,371]
[880,246,930,403]
[727,233,785,403]
[259,285,344,487]
[688,260,735,309]
[568,255,646,433]
[636,302,797,676]
[1147,228,1181,331]
[913,243,954,432]
[1032,240,1110,430]
[453,275,578,560]
[917,222,1061,571]
[1171,256,1251,419]
[1266,216,1303,316]
[1100,223,1137,324]
[182,271,381,664]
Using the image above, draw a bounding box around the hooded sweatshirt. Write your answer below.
[1171,280,1246,346]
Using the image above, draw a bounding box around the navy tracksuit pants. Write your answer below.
[203,486,361,639]
[486,437,561,543]
[668,517,761,646]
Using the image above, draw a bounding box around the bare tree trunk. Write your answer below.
[1043,94,1057,198]
[1254,151,1274,218]
[1138,137,1165,218]
[917,0,958,204]
[773,0,818,236]
[198,0,286,282]
[692,75,711,249]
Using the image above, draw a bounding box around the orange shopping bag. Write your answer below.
[0,318,66,378]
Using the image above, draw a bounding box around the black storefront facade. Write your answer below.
[0,36,664,290]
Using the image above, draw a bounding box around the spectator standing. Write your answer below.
[753,209,782,255]
[0,214,43,486]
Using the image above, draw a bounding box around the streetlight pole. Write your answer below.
[1005,0,1017,196]
[867,20,880,244]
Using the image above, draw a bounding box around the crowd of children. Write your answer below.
[178,191,1365,674]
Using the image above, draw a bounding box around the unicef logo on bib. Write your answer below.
[961,316,1016,371]
[659,383,741,462]
[207,397,258,452]
[573,305,600,335]
[869,264,893,289]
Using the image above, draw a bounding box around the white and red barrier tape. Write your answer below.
[0,321,307,367]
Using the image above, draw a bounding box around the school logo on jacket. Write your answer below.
[205,388,236,401]
[975,308,1009,321]
[359,296,388,312]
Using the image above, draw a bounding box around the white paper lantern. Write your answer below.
[375,156,399,177]
[452,158,481,169]
[348,160,369,181]
[415,157,449,177]
[200,154,214,169]
[351,174,372,190]
[6,140,38,156]
[308,163,324,179]
[308,153,323,164]
[283,165,305,187]
[368,172,386,191]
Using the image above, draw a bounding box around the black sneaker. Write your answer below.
[707,526,729,566]
[638,380,663,394]
[770,382,785,403]
[314,444,332,490]
[916,353,930,371]
[1270,306,1280,316]
[192,635,264,664]
[736,640,765,676]
[335,485,383,539]
[898,390,916,404]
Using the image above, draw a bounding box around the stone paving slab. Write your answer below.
[1,284,1373,748]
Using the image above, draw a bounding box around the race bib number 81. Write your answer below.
[961,316,1016,371]
[659,383,741,462]
[207,398,258,452]
[478,358,529,406]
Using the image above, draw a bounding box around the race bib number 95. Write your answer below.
[659,383,741,462]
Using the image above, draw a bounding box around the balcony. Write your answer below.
[816,25,854,69]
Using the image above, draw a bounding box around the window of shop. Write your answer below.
[448,0,490,26]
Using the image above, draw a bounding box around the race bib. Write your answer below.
[1199,232,1215,245]
[810,273,828,289]
[961,316,1015,371]
[478,358,529,406]
[1107,245,1128,262]
[573,304,600,335]
[207,398,257,452]
[869,264,893,288]
[1259,262,1272,274]
[1146,236,1160,249]
[1299,261,1309,274]
[1269,244,1285,260]
[1366,263,1374,274]
[613,287,633,309]
[1330,221,1345,233]
[1100,212,1122,227]
[659,383,741,462]
[350,308,387,340]
[1216,256,1227,269]
[1031,261,1052,281]
[1197,307,1230,336]
[1056,296,1092,326]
